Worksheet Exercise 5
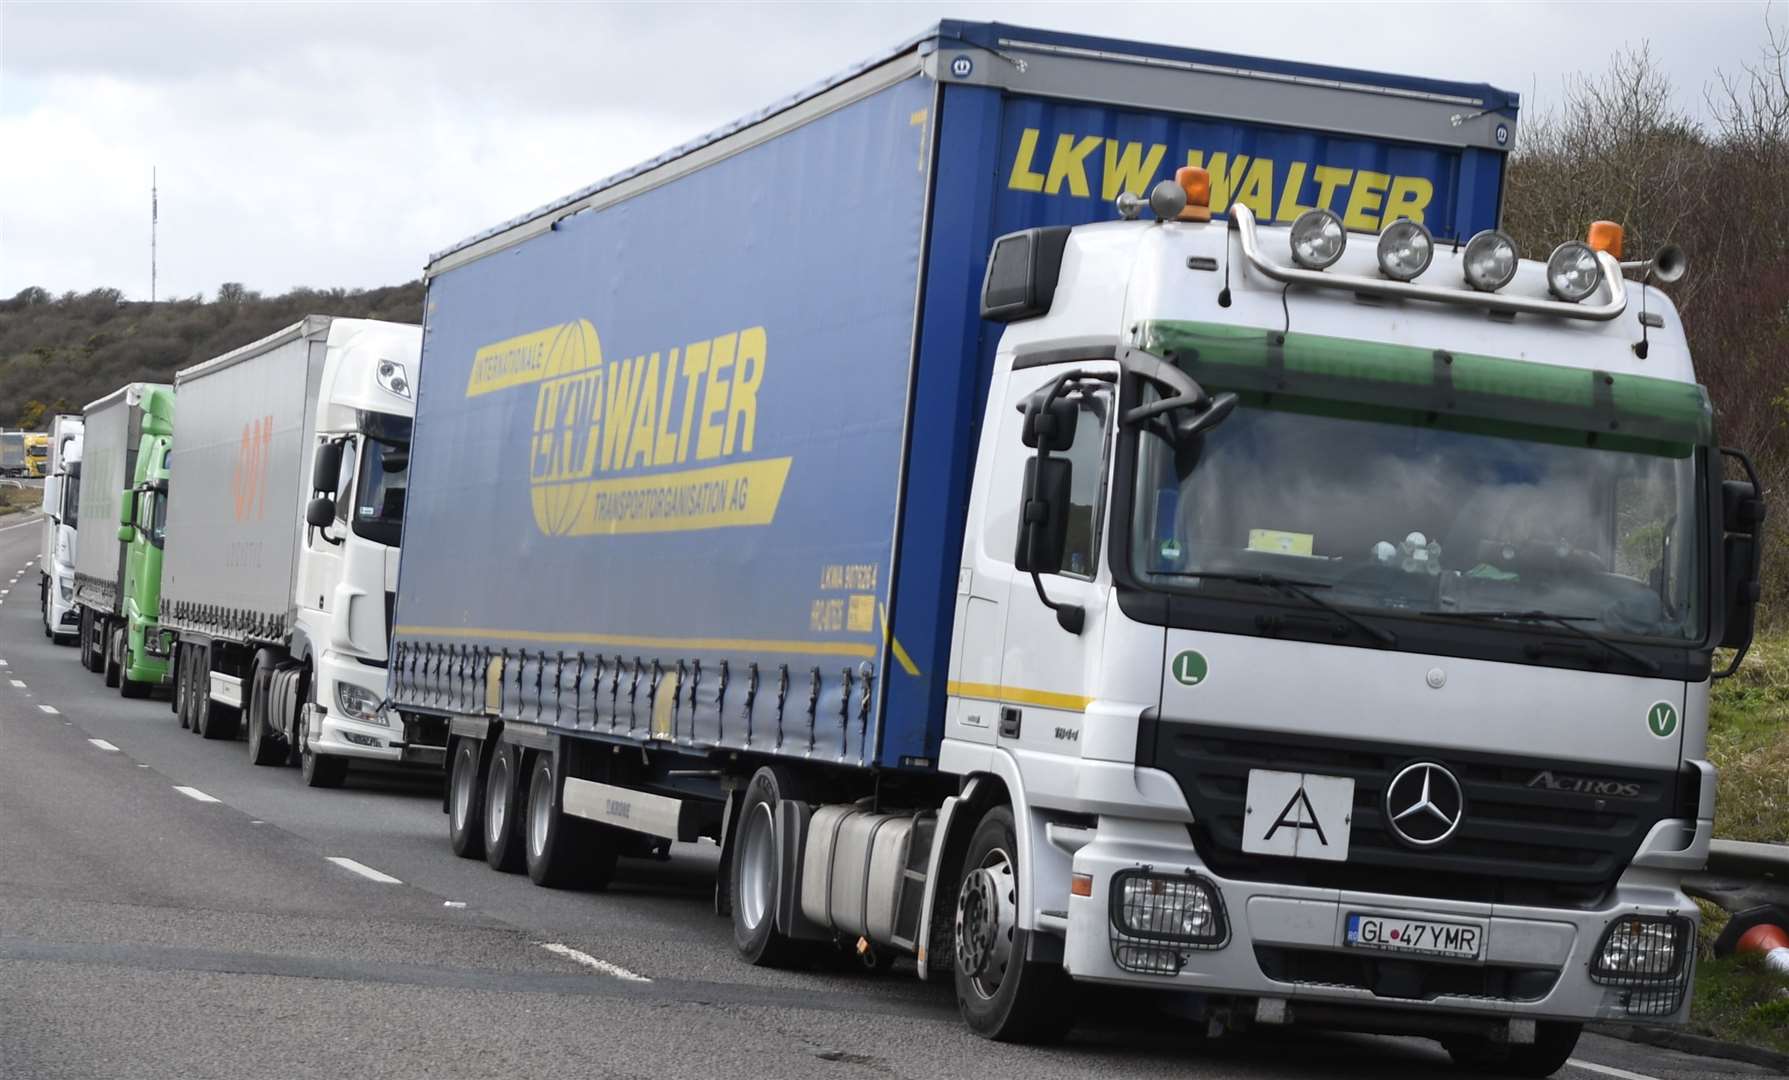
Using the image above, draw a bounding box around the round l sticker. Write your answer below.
[1171,650,1208,687]
[1647,700,1679,738]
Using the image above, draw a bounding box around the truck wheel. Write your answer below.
[298,697,348,788]
[184,649,206,735]
[103,625,122,688]
[729,766,813,968]
[119,632,150,699]
[82,611,104,673]
[482,741,527,873]
[247,652,285,766]
[953,805,1074,1043]
[1443,1021,1581,1077]
[524,752,617,890]
[448,738,487,859]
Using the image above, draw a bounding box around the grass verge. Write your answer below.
[1692,902,1789,1055]
[0,484,42,516]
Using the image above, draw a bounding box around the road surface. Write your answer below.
[0,514,1773,1079]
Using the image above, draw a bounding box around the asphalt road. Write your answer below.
[0,514,1775,1080]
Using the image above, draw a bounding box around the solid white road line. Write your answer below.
[326,857,403,884]
[37,704,57,715]
[0,517,42,533]
[173,786,220,803]
[537,942,650,982]
[87,739,119,751]
[1568,1059,1667,1080]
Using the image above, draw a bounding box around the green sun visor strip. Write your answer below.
[1139,321,1713,456]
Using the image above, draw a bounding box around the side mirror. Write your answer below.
[116,524,134,542]
[1715,451,1768,676]
[306,496,337,528]
[1014,457,1072,573]
[119,489,136,528]
[1021,394,1077,451]
[312,441,344,493]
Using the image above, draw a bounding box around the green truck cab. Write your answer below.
[111,388,174,697]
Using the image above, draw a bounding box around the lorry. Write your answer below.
[23,432,50,479]
[73,383,174,698]
[160,316,439,786]
[38,414,84,644]
[0,431,24,477]
[389,22,1764,1074]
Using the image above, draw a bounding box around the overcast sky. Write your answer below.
[0,1,1775,300]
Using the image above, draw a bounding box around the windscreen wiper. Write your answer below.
[1167,571,1397,647]
[1417,609,1660,674]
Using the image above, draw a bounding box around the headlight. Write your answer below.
[1376,219,1433,281]
[1593,917,1685,981]
[1546,240,1603,302]
[1289,209,1346,270]
[1462,229,1518,291]
[57,579,73,602]
[335,681,389,725]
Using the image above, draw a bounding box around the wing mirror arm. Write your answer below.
[1119,348,1239,440]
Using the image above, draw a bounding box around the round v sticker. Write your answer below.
[1646,700,1679,738]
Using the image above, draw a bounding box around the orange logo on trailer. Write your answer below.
[233,415,273,521]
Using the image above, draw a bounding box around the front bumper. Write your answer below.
[310,651,444,767]
[1062,817,1698,1026]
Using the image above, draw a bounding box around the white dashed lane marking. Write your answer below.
[9,679,25,688]
[173,786,219,803]
[1568,1060,1667,1080]
[537,942,650,982]
[87,739,119,752]
[326,857,402,884]
[37,704,56,715]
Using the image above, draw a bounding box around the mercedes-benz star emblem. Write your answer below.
[1385,762,1464,848]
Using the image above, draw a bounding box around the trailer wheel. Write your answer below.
[524,752,617,890]
[1442,1022,1580,1076]
[184,647,206,735]
[79,610,101,672]
[246,652,285,766]
[103,625,122,688]
[448,738,486,859]
[953,805,1073,1043]
[482,741,527,873]
[729,766,813,968]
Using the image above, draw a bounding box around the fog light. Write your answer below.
[1546,240,1603,301]
[1462,229,1518,291]
[336,681,389,725]
[1591,916,1692,1016]
[342,731,382,747]
[1376,219,1433,281]
[1289,209,1346,269]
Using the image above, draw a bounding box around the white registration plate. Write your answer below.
[1346,913,1483,960]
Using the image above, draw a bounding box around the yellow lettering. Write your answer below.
[1045,133,1102,197]
[677,341,709,464]
[697,333,737,461]
[1275,161,1312,221]
[653,349,680,465]
[579,367,604,475]
[1009,128,1045,192]
[1343,170,1390,231]
[1310,166,1353,212]
[1234,157,1275,220]
[625,353,660,469]
[725,327,766,455]
[1382,175,1433,226]
[1100,139,1167,200]
[1186,151,1250,212]
[602,357,643,470]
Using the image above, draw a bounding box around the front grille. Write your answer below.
[1139,722,1681,907]
[1255,946,1560,1003]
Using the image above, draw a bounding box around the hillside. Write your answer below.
[0,282,424,429]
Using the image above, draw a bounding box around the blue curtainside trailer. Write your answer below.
[392,21,1519,774]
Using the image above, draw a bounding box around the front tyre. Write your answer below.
[119,632,150,699]
[1443,1021,1581,1077]
[246,652,285,766]
[103,625,122,688]
[953,806,1074,1043]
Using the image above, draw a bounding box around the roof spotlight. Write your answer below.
[1462,229,1518,292]
[1546,240,1603,302]
[1376,219,1433,282]
[1289,208,1346,270]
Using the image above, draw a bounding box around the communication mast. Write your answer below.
[151,166,158,303]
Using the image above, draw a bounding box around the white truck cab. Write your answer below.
[295,320,431,780]
[39,416,84,644]
[940,176,1763,1071]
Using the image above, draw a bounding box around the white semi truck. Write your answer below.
[390,24,1764,1075]
[160,316,443,785]
[39,414,84,644]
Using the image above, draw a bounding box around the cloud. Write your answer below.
[0,1,1769,299]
